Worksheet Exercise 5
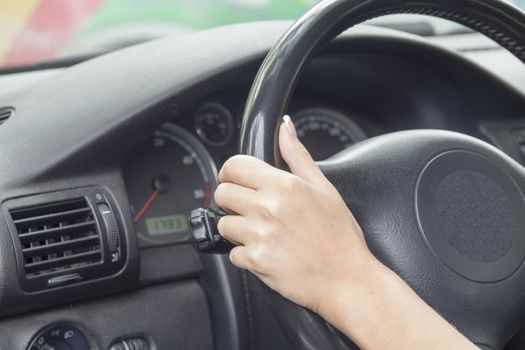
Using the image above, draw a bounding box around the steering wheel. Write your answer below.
[239,0,525,349]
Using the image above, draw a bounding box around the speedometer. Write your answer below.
[123,123,218,246]
[293,108,366,161]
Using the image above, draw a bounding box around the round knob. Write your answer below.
[27,324,88,350]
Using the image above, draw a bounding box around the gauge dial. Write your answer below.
[195,103,234,146]
[123,123,218,245]
[293,108,367,161]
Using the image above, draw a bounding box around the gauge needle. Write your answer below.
[133,189,160,223]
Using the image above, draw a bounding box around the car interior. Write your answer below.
[2,0,525,349]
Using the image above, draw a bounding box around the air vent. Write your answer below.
[10,198,102,278]
[0,107,13,126]
[4,188,127,292]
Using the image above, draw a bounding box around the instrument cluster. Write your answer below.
[123,91,374,246]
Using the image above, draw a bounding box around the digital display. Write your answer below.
[146,214,189,236]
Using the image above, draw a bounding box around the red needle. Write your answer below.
[133,189,160,223]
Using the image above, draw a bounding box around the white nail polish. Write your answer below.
[283,115,297,137]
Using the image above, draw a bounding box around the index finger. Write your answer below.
[219,155,285,190]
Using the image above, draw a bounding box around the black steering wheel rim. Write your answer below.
[240,0,525,166]
[240,1,525,349]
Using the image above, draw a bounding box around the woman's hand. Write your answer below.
[214,116,478,350]
[214,115,376,313]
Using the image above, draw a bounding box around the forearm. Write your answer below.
[318,258,478,350]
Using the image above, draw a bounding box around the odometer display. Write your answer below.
[123,123,218,245]
[146,214,189,236]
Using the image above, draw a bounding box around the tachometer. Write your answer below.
[293,108,367,161]
[123,123,218,245]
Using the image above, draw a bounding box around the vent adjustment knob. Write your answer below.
[98,203,120,262]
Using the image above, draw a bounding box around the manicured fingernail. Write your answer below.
[283,115,297,137]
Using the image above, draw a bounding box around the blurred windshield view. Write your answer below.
[1,0,524,70]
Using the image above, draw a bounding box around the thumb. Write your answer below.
[279,115,326,185]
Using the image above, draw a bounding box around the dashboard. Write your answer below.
[1,21,525,349]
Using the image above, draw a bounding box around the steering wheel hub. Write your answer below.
[417,150,525,283]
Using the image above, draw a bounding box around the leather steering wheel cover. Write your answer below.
[240,0,525,165]
[239,1,525,349]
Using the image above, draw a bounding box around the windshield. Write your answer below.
[1,0,524,70]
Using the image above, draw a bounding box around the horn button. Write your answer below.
[416,150,525,282]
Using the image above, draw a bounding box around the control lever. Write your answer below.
[189,208,235,253]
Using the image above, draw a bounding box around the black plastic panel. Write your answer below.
[0,281,213,350]
[139,244,201,285]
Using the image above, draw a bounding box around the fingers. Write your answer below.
[229,246,251,270]
[229,245,267,276]
[220,217,266,275]
[279,115,327,186]
[219,117,328,191]
[217,215,255,246]
[219,154,285,190]
[214,182,259,215]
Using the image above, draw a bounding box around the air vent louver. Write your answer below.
[10,198,102,278]
[0,107,13,126]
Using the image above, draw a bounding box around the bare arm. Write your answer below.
[214,115,478,350]
[320,259,477,350]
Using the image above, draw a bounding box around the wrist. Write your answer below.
[313,253,479,350]
[315,254,398,337]
[316,252,386,317]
